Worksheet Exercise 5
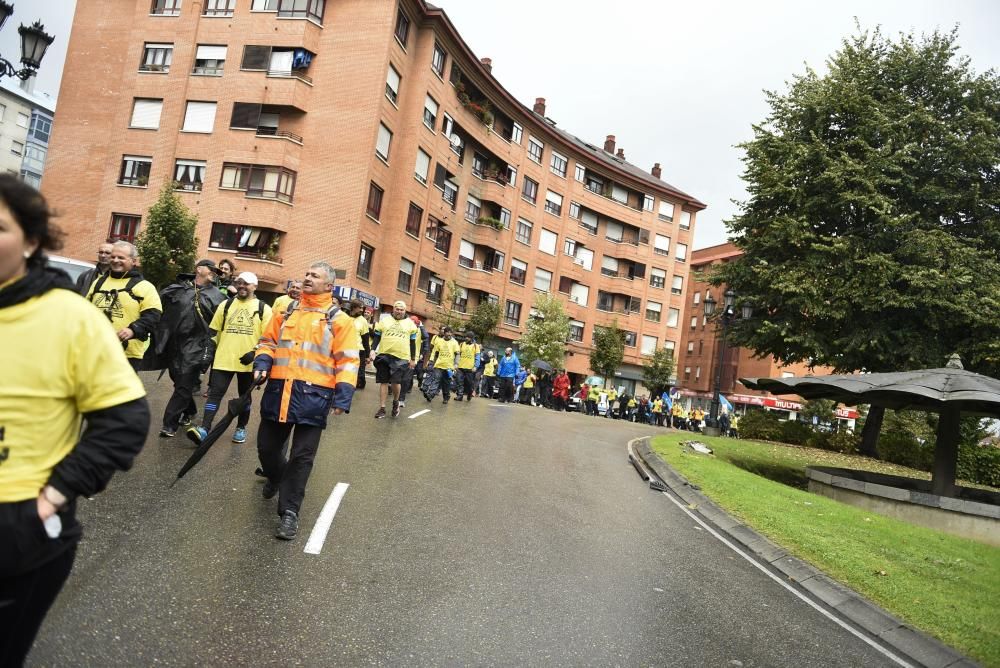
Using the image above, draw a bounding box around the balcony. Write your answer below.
[255,126,303,144]
[209,223,283,265]
[456,242,504,292]
[434,164,459,213]
[596,290,641,316]
[231,103,306,145]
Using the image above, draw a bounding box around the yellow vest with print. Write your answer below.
[0,289,146,502]
[432,336,461,370]
[483,359,497,377]
[209,297,273,372]
[374,316,418,360]
[458,342,479,370]
[86,274,162,359]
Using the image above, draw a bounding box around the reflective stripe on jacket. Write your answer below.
[253,293,361,425]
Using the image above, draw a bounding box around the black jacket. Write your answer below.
[149,275,226,373]
[75,264,108,296]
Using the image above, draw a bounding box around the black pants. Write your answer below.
[202,370,254,431]
[162,366,199,431]
[519,386,534,405]
[356,357,367,390]
[482,375,495,398]
[399,365,415,402]
[0,547,76,667]
[256,418,324,516]
[432,369,452,402]
[454,368,475,399]
[499,377,514,402]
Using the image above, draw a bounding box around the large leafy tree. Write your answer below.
[589,321,625,388]
[641,347,676,398]
[517,294,570,369]
[136,183,199,288]
[432,280,468,333]
[714,27,1000,455]
[466,299,501,346]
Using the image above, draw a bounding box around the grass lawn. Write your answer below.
[650,433,1000,667]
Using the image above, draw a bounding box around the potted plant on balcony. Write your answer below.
[264,233,282,263]
[483,162,500,181]
[476,216,504,231]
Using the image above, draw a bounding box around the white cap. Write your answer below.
[236,271,258,286]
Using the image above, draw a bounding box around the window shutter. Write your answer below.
[605,221,623,241]
[130,99,163,129]
[654,234,670,252]
[269,49,294,73]
[601,256,618,272]
[539,229,557,255]
[196,45,228,61]
[183,101,217,133]
[386,66,401,94]
[230,103,262,128]
[242,45,271,70]
[570,283,589,305]
[415,150,430,180]
[460,240,475,259]
[376,124,392,159]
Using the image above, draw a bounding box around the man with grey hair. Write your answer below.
[86,241,162,369]
[76,241,113,295]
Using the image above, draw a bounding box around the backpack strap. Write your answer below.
[221,297,267,329]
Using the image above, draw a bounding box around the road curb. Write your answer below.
[629,437,979,668]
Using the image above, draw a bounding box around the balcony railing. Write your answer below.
[266,69,313,84]
[235,250,282,263]
[600,268,634,280]
[139,64,169,73]
[192,66,224,76]
[255,126,304,144]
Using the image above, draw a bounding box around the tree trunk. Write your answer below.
[859,405,884,458]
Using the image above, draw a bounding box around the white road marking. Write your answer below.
[303,482,349,555]
[408,409,431,419]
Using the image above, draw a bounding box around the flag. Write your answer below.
[719,394,734,414]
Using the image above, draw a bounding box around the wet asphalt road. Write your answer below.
[26,374,898,667]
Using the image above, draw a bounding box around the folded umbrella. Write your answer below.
[171,378,263,486]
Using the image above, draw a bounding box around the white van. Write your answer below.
[46,254,96,284]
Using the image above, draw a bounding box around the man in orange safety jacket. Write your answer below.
[253,262,361,540]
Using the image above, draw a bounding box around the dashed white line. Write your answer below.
[303,482,349,555]
[408,409,431,419]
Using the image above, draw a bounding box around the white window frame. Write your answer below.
[423,94,439,130]
[376,122,393,161]
[653,234,670,256]
[385,64,401,104]
[667,307,680,328]
[550,151,568,178]
[538,228,557,255]
[414,148,431,184]
[533,267,552,293]
[675,243,688,262]
[527,135,544,163]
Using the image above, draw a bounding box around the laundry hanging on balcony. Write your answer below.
[292,48,312,69]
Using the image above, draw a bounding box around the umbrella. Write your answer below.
[740,355,1000,496]
[172,378,263,486]
[531,359,553,372]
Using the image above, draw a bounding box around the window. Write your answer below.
[385,64,401,104]
[623,331,637,347]
[575,248,594,272]
[118,155,151,186]
[641,335,658,356]
[696,366,701,379]
[569,320,584,342]
[464,195,481,223]
[680,210,691,229]
[418,267,444,303]
[569,282,589,305]
[220,164,296,201]
[658,200,675,222]
[550,151,568,177]
[23,145,45,170]
[427,218,452,257]
[453,286,468,313]
[397,258,414,292]
[544,191,563,216]
[423,95,439,129]
[203,0,235,16]
[241,45,271,70]
[605,221,624,243]
[405,202,422,236]
[579,210,598,234]
[522,177,538,204]
[182,101,217,133]
[653,234,670,256]
[687,341,694,353]
[431,43,447,77]
[504,300,521,326]
[650,267,666,289]
[471,152,487,178]
[534,268,552,292]
[498,208,511,229]
[781,371,795,379]
[366,182,384,220]
[357,243,374,280]
[690,316,697,329]
[10,140,23,156]
[414,148,431,185]
[675,243,688,262]
[515,218,532,245]
[694,291,701,305]
[645,301,662,323]
[685,367,692,376]
[130,98,163,129]
[563,239,577,256]
[667,307,680,328]
[527,136,543,163]
[150,0,181,15]
[140,43,173,72]
[643,194,655,212]
[442,113,454,139]
[510,258,527,285]
[601,255,619,278]
[193,44,227,75]
[671,275,684,295]
[375,123,393,161]
[569,202,580,220]
[108,214,140,243]
[574,163,586,182]
[252,0,278,8]
[208,223,280,258]
[394,8,410,47]
[277,0,325,22]
[505,165,517,187]
[538,228,557,255]
[174,159,206,191]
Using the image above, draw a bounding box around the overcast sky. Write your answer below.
[20,0,1000,249]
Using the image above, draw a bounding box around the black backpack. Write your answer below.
[220,296,266,328]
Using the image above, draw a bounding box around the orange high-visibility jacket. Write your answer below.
[254,292,361,426]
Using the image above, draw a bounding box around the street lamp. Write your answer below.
[0,3,55,81]
[703,288,753,432]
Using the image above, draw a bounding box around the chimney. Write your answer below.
[533,97,546,115]
[480,57,492,73]
[604,134,616,153]
[616,148,625,160]
[651,162,662,179]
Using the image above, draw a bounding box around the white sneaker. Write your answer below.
[398,400,406,407]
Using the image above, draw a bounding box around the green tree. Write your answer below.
[713,27,1000,455]
[641,347,676,397]
[135,183,199,288]
[589,321,625,388]
[517,293,570,369]
[799,399,837,426]
[466,299,501,346]
[431,280,468,333]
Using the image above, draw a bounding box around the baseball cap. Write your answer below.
[195,259,222,275]
[393,300,407,310]
[236,271,259,286]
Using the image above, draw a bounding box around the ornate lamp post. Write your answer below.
[703,288,753,433]
[0,2,55,81]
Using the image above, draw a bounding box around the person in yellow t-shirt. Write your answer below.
[271,279,302,318]
[480,351,498,398]
[425,326,460,403]
[454,332,480,402]
[0,177,150,665]
[346,299,372,390]
[84,240,163,368]
[372,301,419,418]
[188,272,272,445]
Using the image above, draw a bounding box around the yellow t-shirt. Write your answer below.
[457,342,479,370]
[272,294,294,317]
[0,288,147,502]
[432,336,461,370]
[209,297,273,372]
[374,316,418,360]
[86,273,163,359]
[483,359,497,377]
[523,373,535,388]
[652,400,663,413]
[354,314,371,338]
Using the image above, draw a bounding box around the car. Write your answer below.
[47,254,96,284]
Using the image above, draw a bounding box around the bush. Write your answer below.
[807,430,860,454]
[957,443,1000,488]
[738,410,784,441]
[877,429,935,470]
[780,420,814,445]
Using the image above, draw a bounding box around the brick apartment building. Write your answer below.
[43,0,705,382]
[678,242,858,427]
